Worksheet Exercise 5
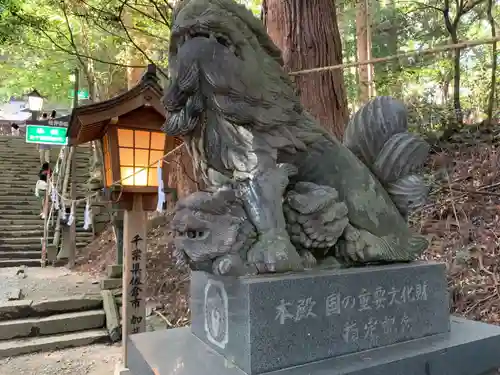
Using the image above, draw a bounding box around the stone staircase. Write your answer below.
[0,136,96,267]
[0,136,48,267]
[0,295,108,358]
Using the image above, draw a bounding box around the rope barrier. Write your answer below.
[48,36,500,205]
[289,36,500,76]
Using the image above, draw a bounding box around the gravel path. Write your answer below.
[0,267,121,375]
[0,344,121,375]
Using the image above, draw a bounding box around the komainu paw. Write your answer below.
[284,182,349,257]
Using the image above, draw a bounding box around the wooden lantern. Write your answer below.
[67,64,181,210]
[68,65,184,362]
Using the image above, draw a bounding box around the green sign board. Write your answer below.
[68,89,89,100]
[25,125,68,146]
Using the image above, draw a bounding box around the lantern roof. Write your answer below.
[67,64,166,146]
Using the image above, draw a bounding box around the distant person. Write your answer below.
[10,123,19,137]
[50,110,56,119]
[37,114,51,164]
[39,162,51,179]
[38,143,51,165]
[35,173,48,219]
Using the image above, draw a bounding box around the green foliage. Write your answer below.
[0,0,172,104]
[237,0,262,16]
[0,0,497,127]
[337,0,498,130]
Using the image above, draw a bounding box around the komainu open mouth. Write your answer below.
[172,27,238,56]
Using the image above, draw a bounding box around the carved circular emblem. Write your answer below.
[203,279,229,349]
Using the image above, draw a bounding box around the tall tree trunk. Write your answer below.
[486,0,497,125]
[387,0,402,97]
[122,9,145,89]
[262,0,349,138]
[356,0,375,103]
[443,3,463,126]
[451,34,463,124]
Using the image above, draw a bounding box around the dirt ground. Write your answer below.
[0,344,122,375]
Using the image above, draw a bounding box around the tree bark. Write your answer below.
[262,0,349,138]
[486,0,497,125]
[387,0,402,97]
[442,2,463,126]
[356,0,375,102]
[122,9,145,89]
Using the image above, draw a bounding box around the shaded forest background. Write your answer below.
[2,0,500,324]
[0,0,498,138]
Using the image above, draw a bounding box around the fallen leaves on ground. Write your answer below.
[74,220,189,328]
[412,125,500,324]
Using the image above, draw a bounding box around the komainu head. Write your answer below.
[169,0,284,70]
[170,188,256,271]
[163,0,302,140]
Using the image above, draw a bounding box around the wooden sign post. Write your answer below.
[122,194,148,367]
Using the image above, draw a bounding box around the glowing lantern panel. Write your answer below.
[117,128,165,187]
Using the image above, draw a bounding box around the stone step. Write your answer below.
[0,180,38,185]
[0,158,90,164]
[0,155,61,160]
[0,328,108,359]
[0,225,43,231]
[0,309,106,341]
[0,161,89,167]
[0,231,43,239]
[0,157,38,160]
[0,167,89,173]
[0,171,42,176]
[0,181,37,186]
[3,167,43,173]
[0,243,89,251]
[0,243,41,250]
[0,197,39,203]
[1,210,95,217]
[0,165,90,169]
[0,204,93,213]
[0,251,40,259]
[0,237,51,244]
[0,192,36,198]
[0,177,90,183]
[0,203,40,210]
[0,296,103,319]
[0,209,41,215]
[0,194,39,199]
[0,229,92,238]
[0,196,40,201]
[0,259,41,267]
[0,218,45,225]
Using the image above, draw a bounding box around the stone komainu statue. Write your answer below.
[164,0,430,276]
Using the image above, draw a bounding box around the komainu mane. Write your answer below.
[163,0,430,276]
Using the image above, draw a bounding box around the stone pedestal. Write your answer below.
[126,262,500,375]
[190,262,449,374]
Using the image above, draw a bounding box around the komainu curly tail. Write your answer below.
[343,96,430,218]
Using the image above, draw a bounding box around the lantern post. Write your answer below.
[102,126,171,365]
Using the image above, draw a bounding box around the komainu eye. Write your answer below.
[187,230,197,238]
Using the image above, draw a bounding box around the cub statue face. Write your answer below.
[170,189,256,272]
